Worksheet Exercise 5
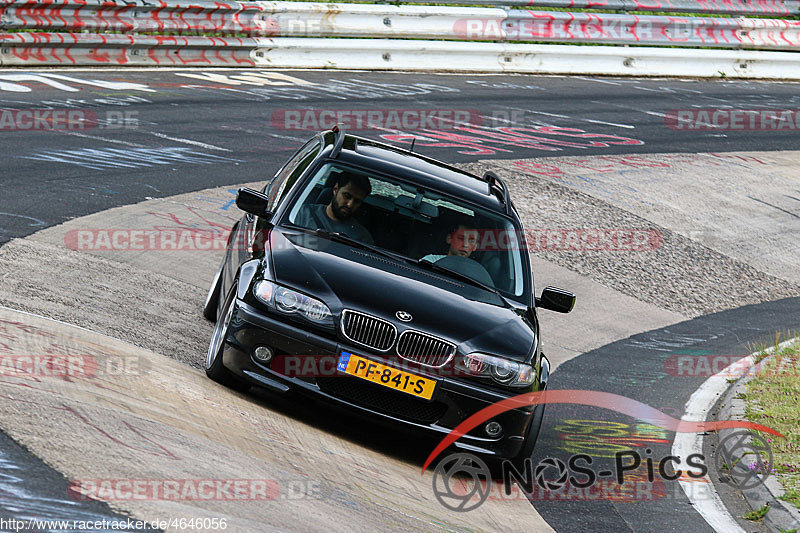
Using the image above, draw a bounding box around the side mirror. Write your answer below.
[536,286,575,313]
[236,188,273,219]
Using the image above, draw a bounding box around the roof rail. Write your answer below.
[330,124,346,158]
[483,171,511,214]
[352,135,482,182]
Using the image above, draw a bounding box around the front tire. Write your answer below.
[202,259,224,322]
[205,285,248,392]
[508,401,546,470]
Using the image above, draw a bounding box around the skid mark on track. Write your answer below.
[0,212,46,227]
[747,195,800,219]
[65,406,181,461]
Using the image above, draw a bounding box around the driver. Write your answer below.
[421,223,479,263]
[296,173,374,244]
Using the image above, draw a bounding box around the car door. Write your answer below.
[225,138,323,292]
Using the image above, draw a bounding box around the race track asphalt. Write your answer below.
[2,70,799,244]
[1,69,799,532]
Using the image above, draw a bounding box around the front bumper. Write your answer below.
[221,299,540,458]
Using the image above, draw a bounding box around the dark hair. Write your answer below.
[336,173,372,196]
[448,222,476,236]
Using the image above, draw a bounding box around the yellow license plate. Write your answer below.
[337,351,436,400]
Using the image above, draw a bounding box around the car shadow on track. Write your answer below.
[240,384,443,468]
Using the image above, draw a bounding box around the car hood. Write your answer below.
[268,228,535,361]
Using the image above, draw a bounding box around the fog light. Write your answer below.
[253,346,274,363]
[485,421,502,437]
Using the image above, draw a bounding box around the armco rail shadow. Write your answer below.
[528,296,800,533]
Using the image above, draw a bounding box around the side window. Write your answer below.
[267,139,321,211]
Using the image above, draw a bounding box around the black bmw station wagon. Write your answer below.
[203,127,575,464]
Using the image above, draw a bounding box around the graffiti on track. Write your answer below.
[379,125,644,156]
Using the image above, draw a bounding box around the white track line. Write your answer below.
[583,118,635,129]
[672,336,798,532]
[149,132,231,152]
[507,105,635,129]
[573,76,622,86]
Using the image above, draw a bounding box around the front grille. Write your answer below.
[317,377,447,424]
[341,310,397,352]
[396,331,456,368]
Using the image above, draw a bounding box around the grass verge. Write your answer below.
[745,334,800,509]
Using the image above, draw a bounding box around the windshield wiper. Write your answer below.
[416,259,506,300]
[318,229,411,262]
[284,224,412,264]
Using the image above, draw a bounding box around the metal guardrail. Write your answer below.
[1,0,266,35]
[1,1,799,49]
[0,32,257,66]
[1,0,799,74]
[1,33,799,79]
[399,0,800,14]
[377,0,800,15]
[1,0,798,18]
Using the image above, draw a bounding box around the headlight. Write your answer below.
[254,280,334,328]
[455,353,535,387]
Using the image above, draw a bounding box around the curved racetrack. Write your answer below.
[0,69,799,532]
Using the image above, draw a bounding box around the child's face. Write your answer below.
[447,227,478,257]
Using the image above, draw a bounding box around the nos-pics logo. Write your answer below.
[431,453,574,512]
[431,453,492,512]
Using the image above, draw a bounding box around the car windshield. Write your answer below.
[284,162,527,299]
